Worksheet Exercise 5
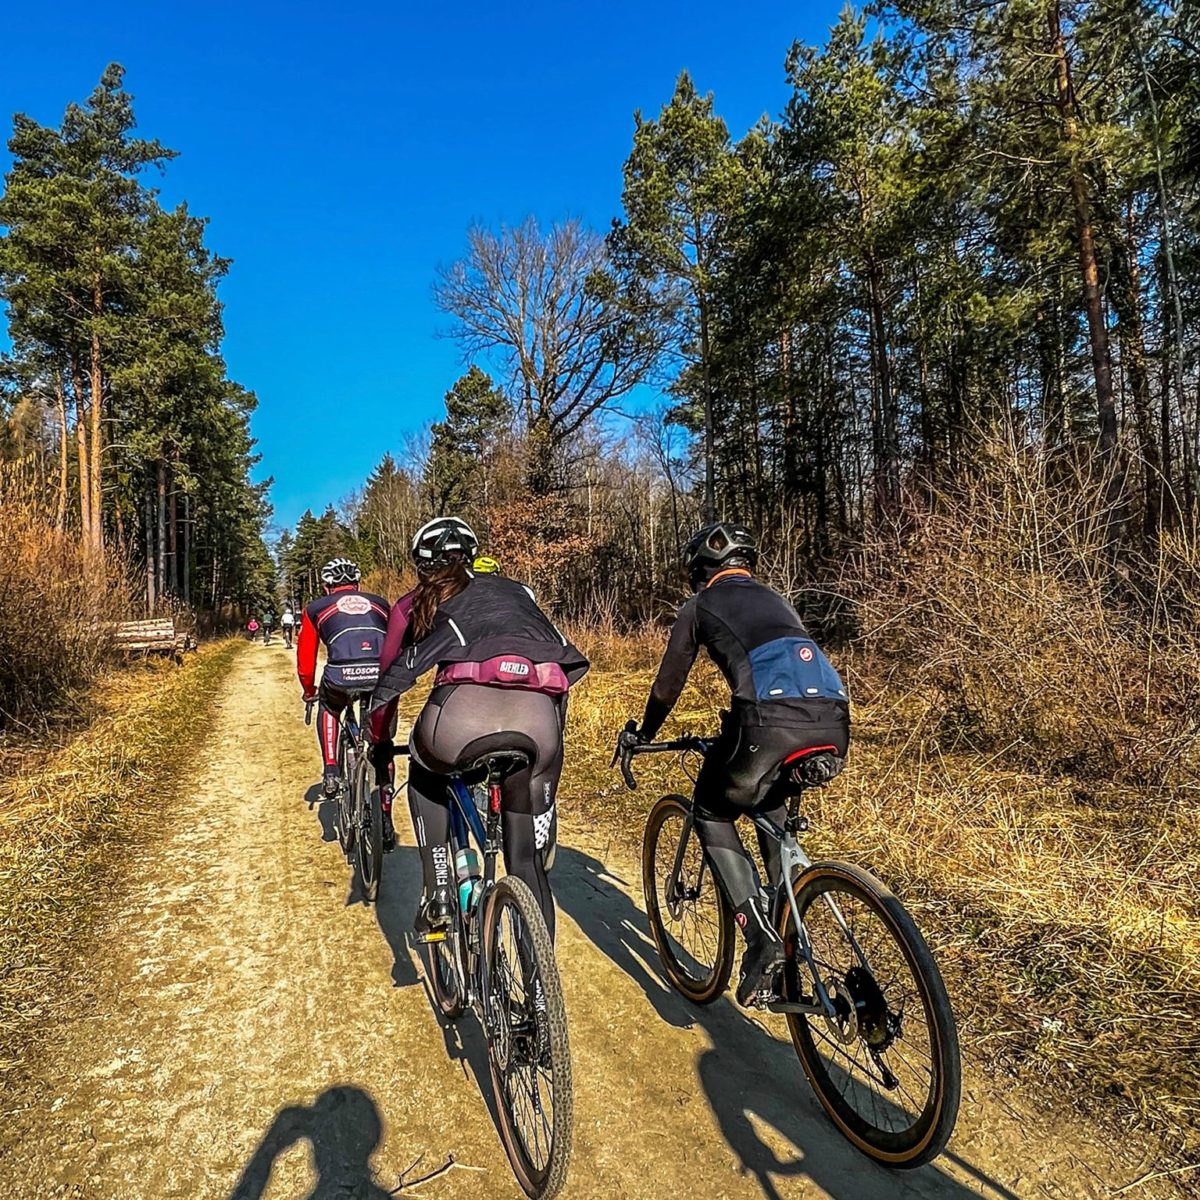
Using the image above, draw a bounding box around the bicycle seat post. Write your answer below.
[785,793,809,836]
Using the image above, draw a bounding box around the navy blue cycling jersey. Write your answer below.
[641,569,848,740]
[297,586,390,694]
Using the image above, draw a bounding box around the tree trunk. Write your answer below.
[70,360,92,544]
[698,292,716,521]
[1050,1,1116,457]
[1113,203,1161,540]
[145,489,157,615]
[168,462,179,596]
[54,373,69,530]
[89,277,105,552]
[182,491,191,607]
[866,252,900,519]
[156,458,167,604]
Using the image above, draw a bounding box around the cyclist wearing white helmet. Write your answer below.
[297,558,391,814]
[368,516,589,940]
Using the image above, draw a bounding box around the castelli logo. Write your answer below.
[799,646,814,662]
[337,595,371,615]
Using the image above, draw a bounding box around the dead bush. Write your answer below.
[846,443,1200,786]
[0,469,126,730]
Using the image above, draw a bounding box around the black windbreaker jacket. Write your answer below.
[371,575,589,708]
[641,571,849,739]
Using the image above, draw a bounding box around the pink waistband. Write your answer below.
[434,655,570,695]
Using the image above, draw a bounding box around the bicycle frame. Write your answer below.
[623,732,868,1023]
[424,767,506,1014]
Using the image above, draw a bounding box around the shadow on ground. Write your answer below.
[228,1085,391,1200]
[554,843,1023,1200]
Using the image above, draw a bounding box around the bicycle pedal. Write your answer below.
[417,930,448,944]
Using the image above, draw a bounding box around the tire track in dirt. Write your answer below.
[0,646,1173,1198]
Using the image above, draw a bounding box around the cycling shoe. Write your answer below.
[737,936,786,1007]
[415,888,453,942]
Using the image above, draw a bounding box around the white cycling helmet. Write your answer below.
[320,558,361,587]
[411,516,479,567]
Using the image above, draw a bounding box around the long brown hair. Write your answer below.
[410,560,471,640]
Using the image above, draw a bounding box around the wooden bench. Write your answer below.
[113,618,196,663]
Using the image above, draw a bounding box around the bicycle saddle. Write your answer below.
[456,730,537,781]
[783,746,844,789]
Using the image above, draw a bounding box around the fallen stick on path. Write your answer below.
[390,1152,484,1194]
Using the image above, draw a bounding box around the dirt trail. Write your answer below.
[0,646,1174,1199]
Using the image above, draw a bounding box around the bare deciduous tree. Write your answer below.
[435,217,664,492]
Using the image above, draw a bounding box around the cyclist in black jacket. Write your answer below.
[634,523,850,1006]
[370,517,589,941]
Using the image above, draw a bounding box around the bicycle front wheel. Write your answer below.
[483,876,572,1199]
[780,861,961,1168]
[642,794,734,1004]
[427,878,466,1019]
[355,755,383,903]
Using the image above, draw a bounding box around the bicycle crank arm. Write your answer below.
[766,999,823,1016]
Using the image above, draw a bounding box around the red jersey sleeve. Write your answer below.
[296,610,319,694]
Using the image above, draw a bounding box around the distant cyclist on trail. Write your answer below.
[630,523,850,1007]
[297,559,391,805]
[369,517,588,941]
[281,605,296,649]
[262,611,275,645]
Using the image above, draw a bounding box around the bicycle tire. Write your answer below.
[335,736,355,855]
[779,860,961,1168]
[428,874,466,1019]
[356,756,383,903]
[642,794,734,1004]
[483,876,572,1200]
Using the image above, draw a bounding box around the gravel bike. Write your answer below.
[306,696,385,901]
[613,726,961,1169]
[393,745,572,1199]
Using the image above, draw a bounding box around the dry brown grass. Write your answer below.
[0,639,245,1073]
[0,470,127,731]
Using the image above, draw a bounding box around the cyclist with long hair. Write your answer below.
[632,522,851,1006]
[369,517,588,941]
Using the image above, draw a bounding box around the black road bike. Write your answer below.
[394,746,572,1199]
[306,696,385,901]
[614,727,961,1169]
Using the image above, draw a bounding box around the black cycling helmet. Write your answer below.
[320,557,361,587]
[412,516,479,568]
[683,522,758,584]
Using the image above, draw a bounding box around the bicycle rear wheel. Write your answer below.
[355,754,383,903]
[642,794,734,1004]
[483,876,572,1199]
[779,861,961,1168]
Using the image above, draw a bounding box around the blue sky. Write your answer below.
[1,0,840,532]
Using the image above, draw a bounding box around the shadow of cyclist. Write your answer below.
[370,843,506,1145]
[554,843,1020,1200]
[228,1085,391,1200]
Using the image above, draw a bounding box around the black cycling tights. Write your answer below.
[406,684,564,940]
[692,715,848,922]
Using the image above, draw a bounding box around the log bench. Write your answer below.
[113,618,196,663]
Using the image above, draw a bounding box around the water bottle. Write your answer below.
[455,846,481,913]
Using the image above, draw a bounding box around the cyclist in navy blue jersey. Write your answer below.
[297,558,391,812]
